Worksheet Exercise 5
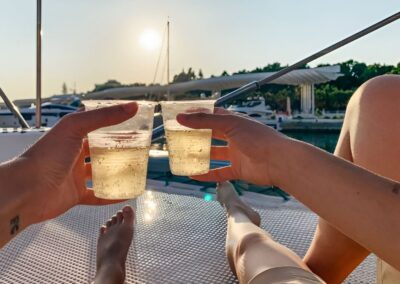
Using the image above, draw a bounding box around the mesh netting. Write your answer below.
[0,190,375,283]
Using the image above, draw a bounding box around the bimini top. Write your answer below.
[86,65,342,99]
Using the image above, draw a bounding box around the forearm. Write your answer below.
[0,159,39,248]
[273,138,400,269]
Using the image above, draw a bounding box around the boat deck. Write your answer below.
[0,180,376,283]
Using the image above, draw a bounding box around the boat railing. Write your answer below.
[0,88,30,129]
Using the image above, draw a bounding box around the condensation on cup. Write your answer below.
[161,100,215,176]
[84,100,156,200]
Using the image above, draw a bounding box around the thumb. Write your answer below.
[61,102,138,138]
[23,102,138,161]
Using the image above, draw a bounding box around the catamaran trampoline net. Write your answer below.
[0,190,376,283]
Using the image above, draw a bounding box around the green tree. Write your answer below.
[92,80,123,92]
[172,68,197,83]
[391,63,400,74]
[198,69,204,79]
[315,60,400,110]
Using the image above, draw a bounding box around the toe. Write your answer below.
[100,225,107,235]
[111,215,118,225]
[122,205,135,225]
[106,220,112,227]
[116,211,123,223]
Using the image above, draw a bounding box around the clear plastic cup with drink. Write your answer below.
[161,100,215,176]
[84,100,156,199]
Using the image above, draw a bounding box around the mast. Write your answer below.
[166,18,171,100]
[35,0,42,128]
[167,18,170,85]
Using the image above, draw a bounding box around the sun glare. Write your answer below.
[139,29,161,51]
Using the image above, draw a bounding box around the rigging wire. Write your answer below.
[152,24,168,85]
[160,51,168,85]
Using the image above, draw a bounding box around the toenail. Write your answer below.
[123,206,132,213]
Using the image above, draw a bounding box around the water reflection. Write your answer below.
[203,193,214,202]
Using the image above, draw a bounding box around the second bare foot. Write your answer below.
[94,205,135,284]
[217,182,261,226]
[217,182,261,278]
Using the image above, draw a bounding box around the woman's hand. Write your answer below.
[177,108,287,186]
[17,102,138,223]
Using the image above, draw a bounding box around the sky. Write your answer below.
[0,0,399,100]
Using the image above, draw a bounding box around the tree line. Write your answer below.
[89,60,400,111]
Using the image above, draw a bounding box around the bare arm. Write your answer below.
[274,137,400,269]
[0,159,35,246]
[0,103,137,248]
[304,75,400,282]
[303,122,369,283]
[178,109,400,270]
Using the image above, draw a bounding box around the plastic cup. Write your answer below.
[83,100,156,199]
[161,100,215,176]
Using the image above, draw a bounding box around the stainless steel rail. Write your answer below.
[0,88,30,129]
[151,11,400,141]
[35,0,42,128]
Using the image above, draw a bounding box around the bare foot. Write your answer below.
[217,182,261,226]
[94,206,134,284]
[217,182,261,277]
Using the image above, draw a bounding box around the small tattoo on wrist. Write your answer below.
[10,215,20,235]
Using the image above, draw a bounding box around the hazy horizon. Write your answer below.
[0,0,399,100]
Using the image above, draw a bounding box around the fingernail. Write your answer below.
[121,102,137,114]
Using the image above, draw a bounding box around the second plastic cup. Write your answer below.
[84,100,156,199]
[161,100,215,176]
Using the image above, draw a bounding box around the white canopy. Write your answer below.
[86,65,341,99]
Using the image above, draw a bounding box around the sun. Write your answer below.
[139,29,161,51]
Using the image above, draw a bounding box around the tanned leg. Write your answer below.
[218,182,317,283]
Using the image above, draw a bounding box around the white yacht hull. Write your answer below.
[0,129,46,162]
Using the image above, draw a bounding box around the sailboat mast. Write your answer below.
[167,19,170,85]
[35,0,42,128]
